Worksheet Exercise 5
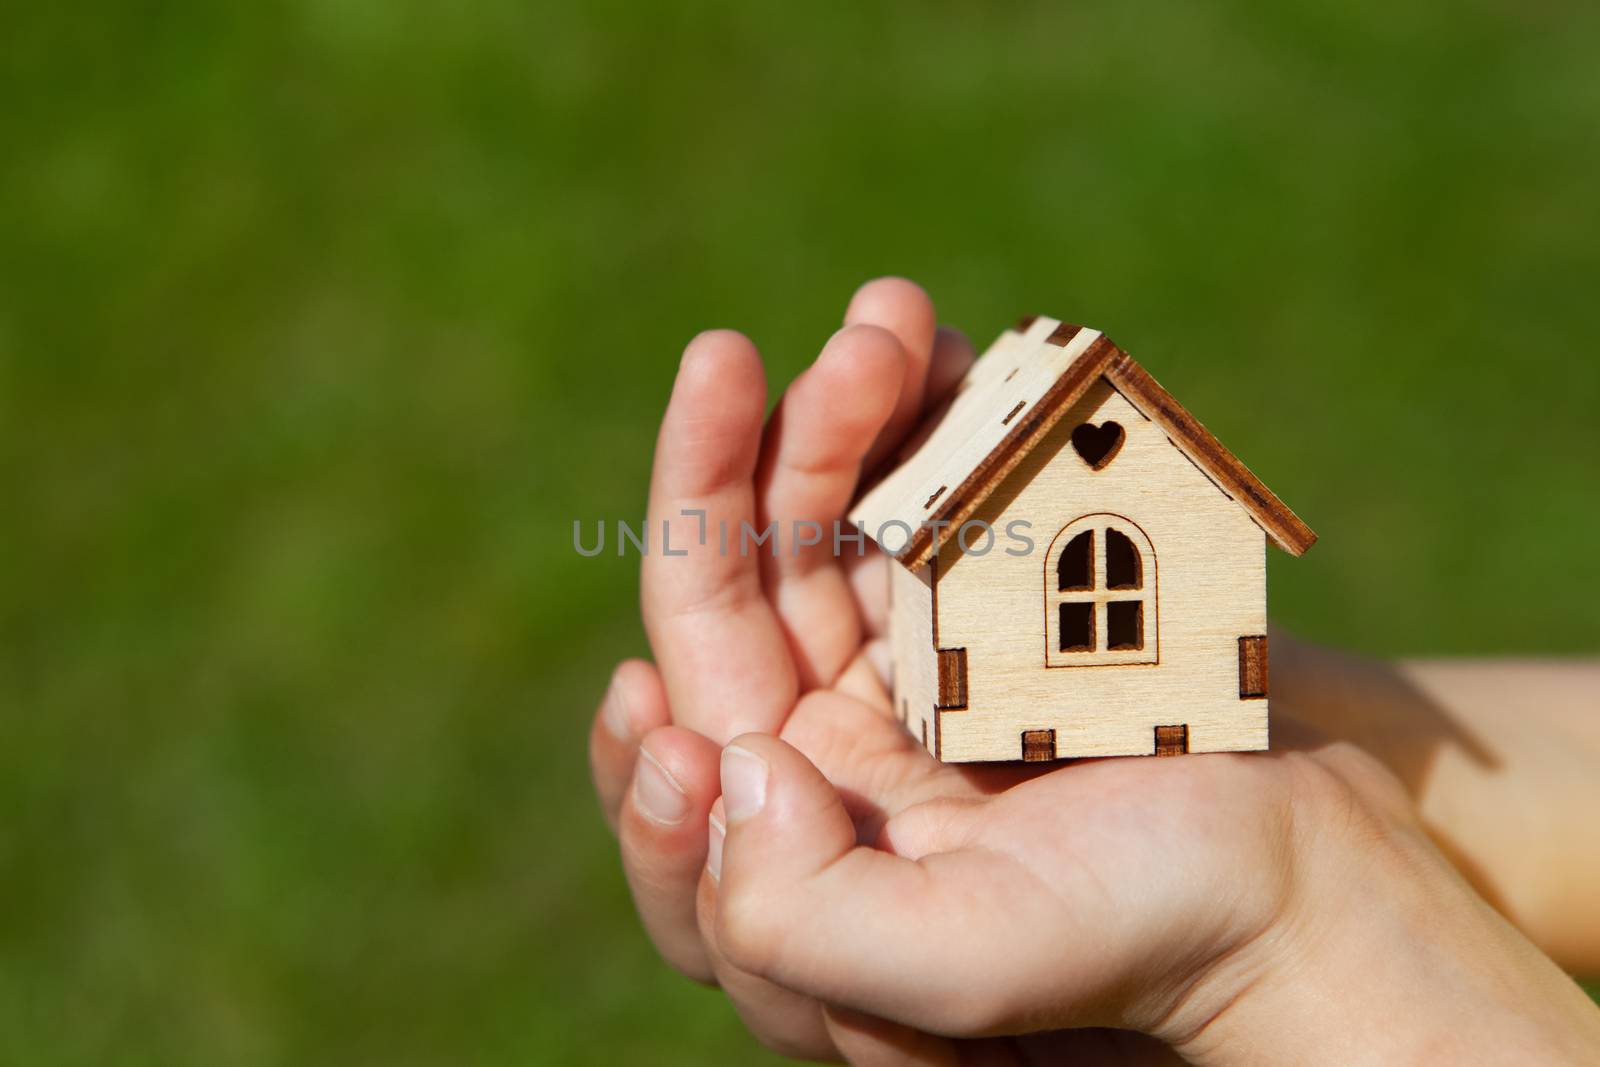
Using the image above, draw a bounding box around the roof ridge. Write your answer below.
[848,317,1316,571]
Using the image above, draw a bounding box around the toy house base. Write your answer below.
[855,317,1314,764]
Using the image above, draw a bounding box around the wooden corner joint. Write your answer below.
[1154,724,1189,757]
[936,647,968,710]
[1022,729,1056,762]
[1238,634,1269,699]
[1045,322,1081,347]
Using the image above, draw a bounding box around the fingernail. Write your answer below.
[634,749,689,825]
[601,674,631,742]
[721,746,768,823]
[706,811,725,882]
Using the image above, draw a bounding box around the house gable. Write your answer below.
[930,379,1271,760]
[849,317,1315,572]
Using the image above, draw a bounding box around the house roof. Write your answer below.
[848,315,1317,571]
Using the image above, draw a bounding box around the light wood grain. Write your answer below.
[889,557,937,756]
[866,316,1317,762]
[850,319,1102,566]
[850,317,1316,571]
[924,380,1269,761]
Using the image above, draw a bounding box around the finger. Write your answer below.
[776,689,963,843]
[1024,1030,1190,1066]
[618,725,722,983]
[826,1013,1183,1067]
[822,1006,963,1066]
[691,698,1011,1061]
[830,639,892,713]
[845,548,892,641]
[776,689,1036,853]
[846,326,974,640]
[758,325,905,545]
[685,690,977,1064]
[641,330,799,743]
[712,735,1047,1035]
[846,278,938,470]
[756,323,905,686]
[924,326,976,403]
[860,325,978,478]
[698,800,840,1061]
[588,659,671,834]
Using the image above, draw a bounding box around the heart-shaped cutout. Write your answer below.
[1070,421,1125,470]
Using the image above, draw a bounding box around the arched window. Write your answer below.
[1045,515,1158,667]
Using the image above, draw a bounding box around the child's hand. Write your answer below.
[591,278,1093,1058]
[596,677,1600,1065]
[630,277,969,747]
[702,731,1600,1065]
[587,279,1600,1061]
[592,662,1190,1063]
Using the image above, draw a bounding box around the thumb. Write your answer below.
[709,733,982,1028]
[717,733,856,890]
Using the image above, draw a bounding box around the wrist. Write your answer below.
[1162,750,1600,1065]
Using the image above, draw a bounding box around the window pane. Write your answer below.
[1057,529,1093,591]
[1058,602,1094,651]
[1107,600,1143,651]
[1106,528,1141,590]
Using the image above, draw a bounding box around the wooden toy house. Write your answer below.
[849,316,1316,762]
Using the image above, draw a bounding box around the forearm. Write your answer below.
[1271,634,1600,973]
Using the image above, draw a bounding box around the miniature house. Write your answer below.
[849,317,1316,762]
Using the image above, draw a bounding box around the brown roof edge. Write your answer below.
[1103,349,1318,556]
[892,325,1317,569]
[895,332,1120,570]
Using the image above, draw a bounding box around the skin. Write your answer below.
[587,278,1600,1064]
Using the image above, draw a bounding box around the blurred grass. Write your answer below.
[2,2,1598,1063]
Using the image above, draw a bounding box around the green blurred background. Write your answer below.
[3,3,1598,1063]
